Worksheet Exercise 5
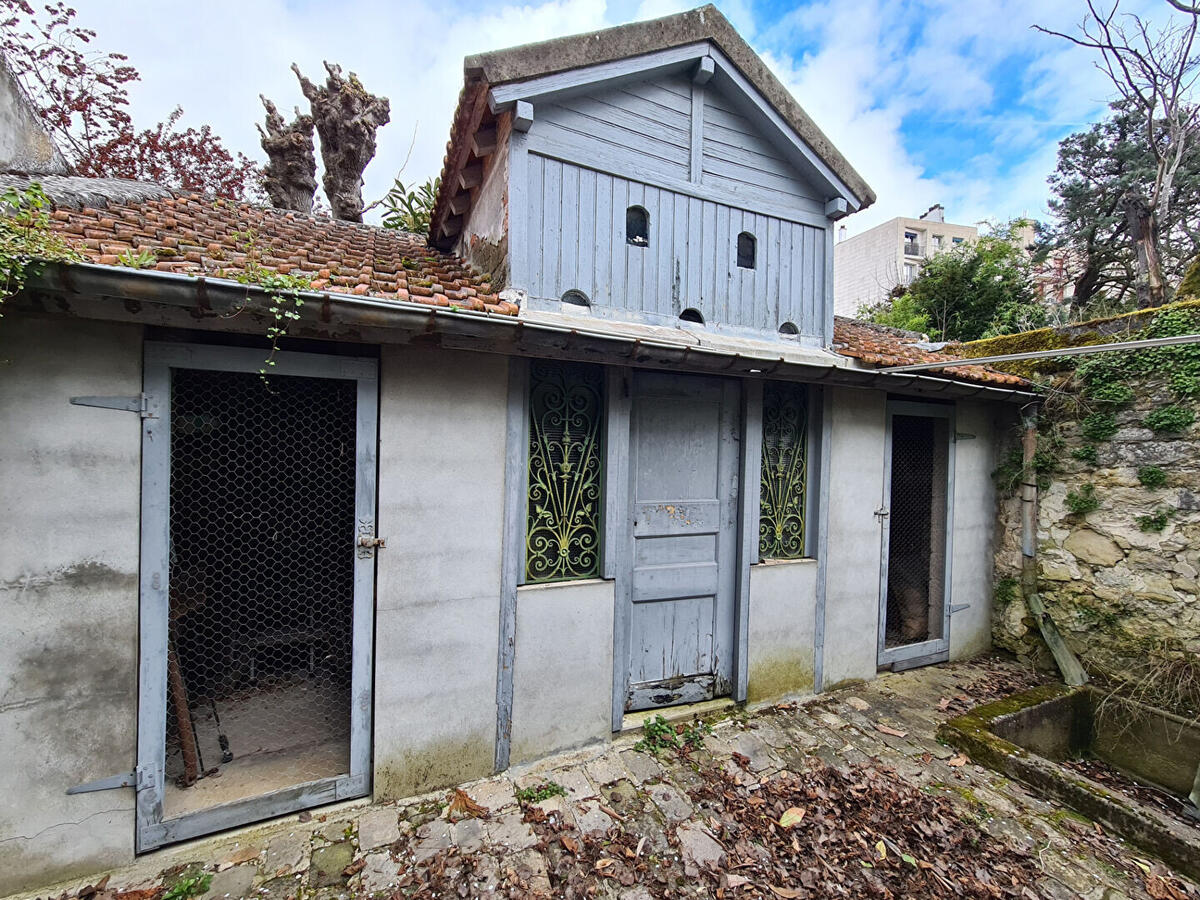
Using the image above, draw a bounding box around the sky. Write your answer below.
[68,0,1168,235]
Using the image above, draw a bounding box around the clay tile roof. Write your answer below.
[833,316,1030,387]
[6,176,514,316]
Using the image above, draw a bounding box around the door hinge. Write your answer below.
[70,393,154,419]
[67,764,155,795]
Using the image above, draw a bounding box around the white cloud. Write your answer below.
[64,0,1167,234]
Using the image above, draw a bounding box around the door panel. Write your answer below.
[877,401,954,670]
[624,372,739,712]
[137,343,378,851]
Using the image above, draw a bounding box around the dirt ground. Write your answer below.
[30,657,1200,900]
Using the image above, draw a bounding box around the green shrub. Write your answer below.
[1169,373,1200,398]
[1136,508,1174,532]
[1072,444,1098,464]
[1080,412,1118,442]
[1137,465,1167,488]
[994,577,1020,607]
[1084,380,1134,407]
[1144,405,1195,433]
[1065,483,1100,515]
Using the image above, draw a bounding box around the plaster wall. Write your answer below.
[747,559,817,703]
[0,314,143,895]
[948,401,999,660]
[0,56,69,175]
[509,579,615,763]
[821,387,887,688]
[458,112,512,286]
[374,346,509,798]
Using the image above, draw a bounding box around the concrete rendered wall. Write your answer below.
[821,387,887,688]
[946,402,999,660]
[510,579,614,764]
[374,346,509,798]
[746,559,817,704]
[0,315,143,895]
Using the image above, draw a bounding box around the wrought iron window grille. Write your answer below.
[760,383,808,559]
[525,361,604,582]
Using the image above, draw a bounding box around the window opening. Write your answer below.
[526,361,604,583]
[778,321,799,335]
[679,308,705,325]
[759,383,808,559]
[737,231,756,269]
[561,289,590,307]
[626,206,649,247]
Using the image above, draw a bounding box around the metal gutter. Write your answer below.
[29,262,1038,401]
[878,332,1200,373]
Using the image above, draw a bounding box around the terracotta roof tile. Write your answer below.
[38,188,510,315]
[833,316,1029,387]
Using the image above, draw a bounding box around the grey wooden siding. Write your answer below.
[524,153,828,337]
[536,75,693,184]
[702,92,819,212]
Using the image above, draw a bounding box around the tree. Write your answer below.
[1,0,260,200]
[257,97,317,214]
[862,220,1046,342]
[1036,1,1200,308]
[293,62,390,223]
[1042,100,1200,313]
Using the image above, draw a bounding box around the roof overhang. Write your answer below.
[486,42,862,216]
[18,262,1037,403]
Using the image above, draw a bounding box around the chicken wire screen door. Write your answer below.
[876,400,954,671]
[136,342,378,851]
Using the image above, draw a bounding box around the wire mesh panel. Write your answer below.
[884,414,949,649]
[163,368,357,819]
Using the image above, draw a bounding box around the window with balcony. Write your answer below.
[903,231,920,257]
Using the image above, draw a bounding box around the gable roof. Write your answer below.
[430,5,874,239]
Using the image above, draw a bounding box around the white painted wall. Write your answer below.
[510,579,615,763]
[0,315,143,895]
[821,387,887,688]
[374,346,509,798]
[747,559,817,703]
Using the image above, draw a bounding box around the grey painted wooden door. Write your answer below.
[625,372,740,711]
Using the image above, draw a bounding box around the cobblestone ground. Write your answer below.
[30,658,1199,900]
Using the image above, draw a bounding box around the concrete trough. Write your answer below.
[938,684,1200,881]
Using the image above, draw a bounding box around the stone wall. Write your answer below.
[993,377,1200,675]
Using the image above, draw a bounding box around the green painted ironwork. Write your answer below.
[760,383,808,559]
[526,361,604,582]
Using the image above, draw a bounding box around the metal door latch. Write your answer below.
[874,506,890,520]
[356,519,386,557]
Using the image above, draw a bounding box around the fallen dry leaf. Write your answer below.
[947,754,969,767]
[561,834,580,854]
[779,806,807,828]
[342,858,366,877]
[769,887,804,898]
[445,788,489,822]
[938,697,952,711]
[875,724,908,738]
[726,874,750,888]
[595,858,614,870]
[846,696,870,711]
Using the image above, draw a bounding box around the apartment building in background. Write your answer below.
[834,204,978,317]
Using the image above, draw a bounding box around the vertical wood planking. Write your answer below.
[560,162,579,299]
[522,149,832,340]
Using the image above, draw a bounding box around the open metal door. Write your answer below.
[877,400,954,671]
[136,342,378,851]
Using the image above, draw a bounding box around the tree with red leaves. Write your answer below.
[1,0,261,200]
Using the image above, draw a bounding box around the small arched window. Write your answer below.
[737,231,757,269]
[778,321,799,336]
[679,308,705,325]
[626,206,649,247]
[561,289,590,307]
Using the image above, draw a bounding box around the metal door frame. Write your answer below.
[611,370,744,726]
[876,399,955,670]
[136,341,378,852]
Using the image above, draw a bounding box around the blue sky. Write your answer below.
[73,0,1167,233]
